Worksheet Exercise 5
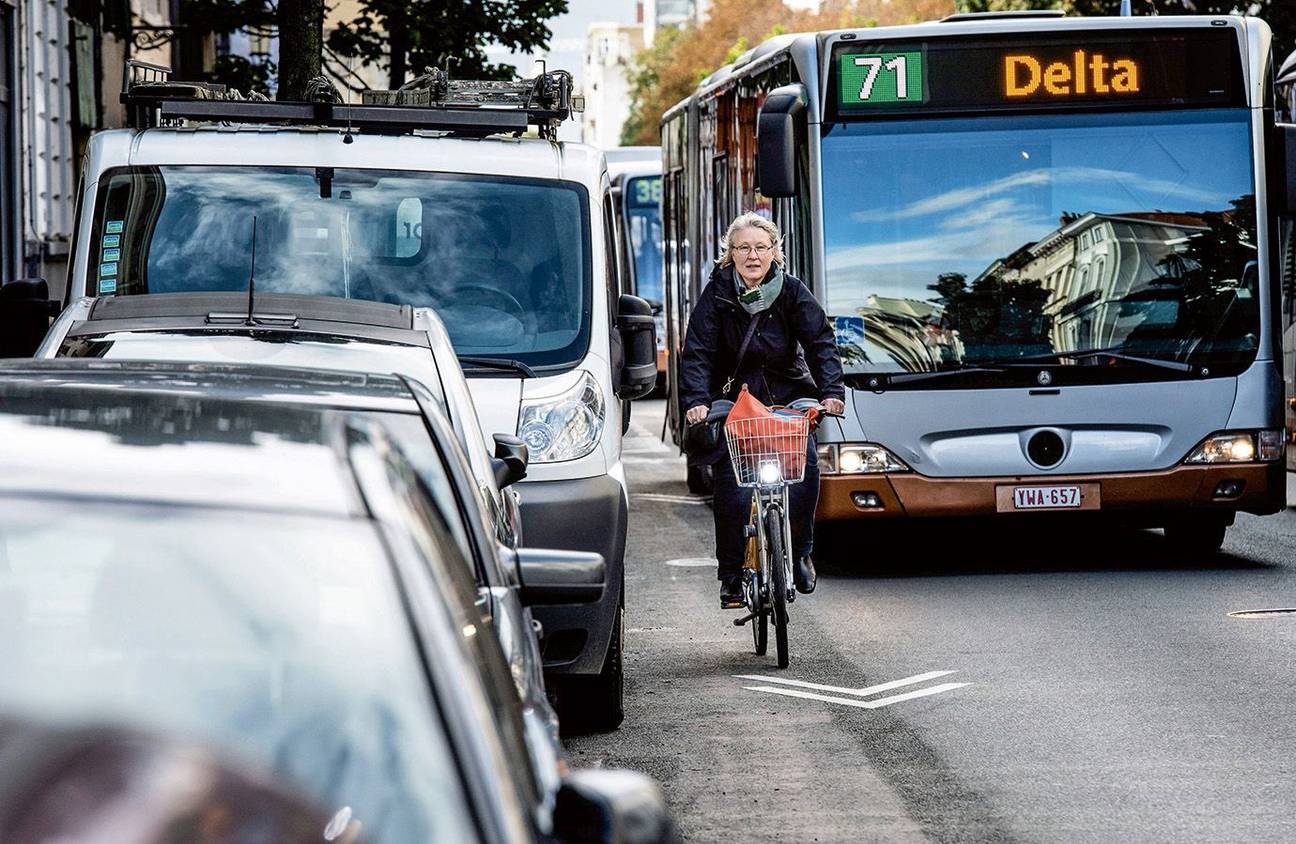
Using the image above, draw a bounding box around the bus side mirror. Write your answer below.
[0,279,60,358]
[615,293,657,400]
[757,84,807,199]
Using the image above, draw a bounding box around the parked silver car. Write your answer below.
[0,363,677,843]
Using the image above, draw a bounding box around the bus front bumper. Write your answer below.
[816,462,1288,522]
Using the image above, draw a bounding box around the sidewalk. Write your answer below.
[1289,470,1296,509]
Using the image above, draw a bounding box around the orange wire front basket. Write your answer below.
[723,386,811,488]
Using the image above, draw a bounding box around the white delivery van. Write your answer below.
[0,65,657,731]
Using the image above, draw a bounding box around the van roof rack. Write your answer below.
[121,60,582,140]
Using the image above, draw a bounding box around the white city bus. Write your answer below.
[663,12,1293,552]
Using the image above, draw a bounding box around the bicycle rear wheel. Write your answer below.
[765,506,790,669]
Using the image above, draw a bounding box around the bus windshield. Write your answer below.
[821,109,1258,377]
[624,175,664,304]
[88,166,592,369]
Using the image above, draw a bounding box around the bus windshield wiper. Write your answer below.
[850,365,1008,389]
[457,355,536,378]
[984,348,1195,374]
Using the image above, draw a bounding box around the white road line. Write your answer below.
[635,493,710,505]
[743,682,969,709]
[733,670,956,698]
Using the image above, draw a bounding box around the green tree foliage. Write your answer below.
[326,0,569,89]
[954,0,1294,59]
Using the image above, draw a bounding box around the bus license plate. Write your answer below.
[1012,485,1082,510]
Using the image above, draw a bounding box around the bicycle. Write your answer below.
[705,395,831,669]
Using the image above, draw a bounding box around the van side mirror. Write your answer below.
[514,548,605,605]
[553,768,680,844]
[491,433,528,488]
[757,84,807,199]
[0,279,60,358]
[615,293,656,400]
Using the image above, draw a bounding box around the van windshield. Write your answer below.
[89,166,592,369]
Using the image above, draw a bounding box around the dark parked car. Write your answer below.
[0,365,676,843]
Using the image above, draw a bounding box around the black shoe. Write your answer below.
[720,576,744,609]
[794,555,817,594]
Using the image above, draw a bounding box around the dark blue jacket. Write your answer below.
[680,263,845,412]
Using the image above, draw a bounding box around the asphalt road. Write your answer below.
[567,400,1296,843]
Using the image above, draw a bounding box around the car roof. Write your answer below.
[0,361,403,515]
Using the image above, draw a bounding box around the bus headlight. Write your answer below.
[1185,430,1284,464]
[518,372,604,463]
[817,443,909,474]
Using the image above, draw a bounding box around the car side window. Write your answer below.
[394,467,541,809]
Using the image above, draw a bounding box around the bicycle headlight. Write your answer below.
[1185,430,1284,464]
[518,371,605,463]
[758,460,783,485]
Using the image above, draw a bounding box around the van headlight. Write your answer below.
[1185,430,1284,464]
[817,443,909,474]
[518,372,604,463]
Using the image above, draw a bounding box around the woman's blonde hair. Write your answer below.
[718,212,785,268]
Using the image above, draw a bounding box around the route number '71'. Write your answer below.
[855,55,908,99]
[839,50,923,106]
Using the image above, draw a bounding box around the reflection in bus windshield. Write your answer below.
[821,109,1258,375]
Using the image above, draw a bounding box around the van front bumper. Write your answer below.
[515,473,628,676]
[816,462,1287,522]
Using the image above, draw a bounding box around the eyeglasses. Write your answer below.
[733,244,772,256]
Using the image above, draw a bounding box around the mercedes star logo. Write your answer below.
[1037,370,1053,386]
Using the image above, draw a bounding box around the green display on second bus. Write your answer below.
[832,28,1242,115]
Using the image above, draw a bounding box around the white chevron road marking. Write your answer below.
[735,670,969,709]
[742,681,970,709]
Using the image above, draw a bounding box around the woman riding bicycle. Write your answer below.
[681,212,845,609]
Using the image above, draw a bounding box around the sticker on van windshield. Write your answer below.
[99,262,118,277]
[102,234,120,248]
[833,315,866,348]
[98,277,117,294]
[105,220,124,234]
[102,248,120,262]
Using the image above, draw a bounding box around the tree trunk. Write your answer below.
[388,13,409,89]
[278,0,324,100]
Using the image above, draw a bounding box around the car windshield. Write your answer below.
[89,166,592,369]
[624,175,664,304]
[58,330,445,392]
[0,499,476,843]
[821,109,1258,378]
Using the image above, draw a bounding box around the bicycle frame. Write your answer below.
[750,486,793,604]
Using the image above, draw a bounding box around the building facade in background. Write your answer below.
[582,21,644,149]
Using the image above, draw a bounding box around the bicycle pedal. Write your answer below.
[743,525,756,538]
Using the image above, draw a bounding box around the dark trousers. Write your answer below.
[712,432,819,581]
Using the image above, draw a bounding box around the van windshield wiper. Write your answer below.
[457,355,536,378]
[983,348,1196,374]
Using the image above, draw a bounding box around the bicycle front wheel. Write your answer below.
[765,506,790,669]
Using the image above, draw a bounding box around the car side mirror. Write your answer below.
[491,433,528,488]
[645,297,663,316]
[757,84,807,199]
[553,768,680,844]
[0,279,60,358]
[514,548,604,606]
[615,294,656,400]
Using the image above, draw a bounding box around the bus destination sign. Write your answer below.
[833,28,1242,115]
